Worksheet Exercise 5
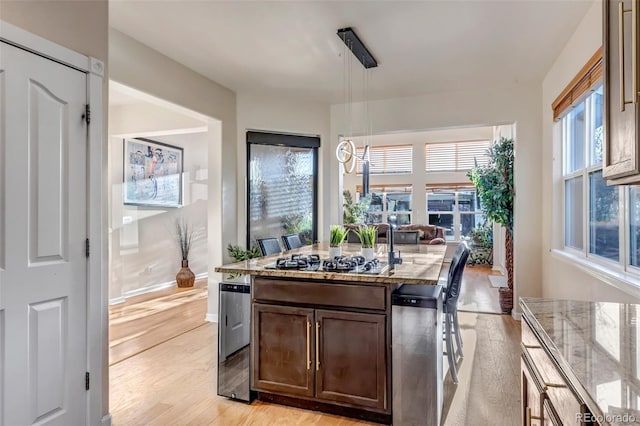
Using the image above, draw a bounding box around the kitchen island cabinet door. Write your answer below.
[603,0,640,183]
[252,304,314,398]
[315,309,387,411]
[521,356,544,426]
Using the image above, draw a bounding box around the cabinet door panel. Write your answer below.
[252,304,314,397]
[315,309,386,411]
[604,0,640,181]
[522,356,544,426]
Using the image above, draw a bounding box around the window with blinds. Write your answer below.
[356,145,413,175]
[425,140,491,172]
[355,184,413,226]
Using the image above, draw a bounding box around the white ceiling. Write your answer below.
[109,0,593,104]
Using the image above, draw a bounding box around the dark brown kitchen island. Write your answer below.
[215,243,446,423]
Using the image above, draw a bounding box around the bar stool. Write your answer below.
[281,234,303,250]
[443,241,470,384]
[256,237,282,256]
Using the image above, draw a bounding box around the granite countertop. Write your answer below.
[521,297,640,426]
[215,242,447,285]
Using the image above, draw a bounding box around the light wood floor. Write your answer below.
[456,265,503,314]
[109,282,521,425]
[109,279,208,365]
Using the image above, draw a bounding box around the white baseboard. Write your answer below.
[108,273,209,304]
[108,296,126,306]
[102,413,112,426]
[206,313,218,323]
[492,265,507,275]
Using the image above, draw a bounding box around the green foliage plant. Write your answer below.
[467,137,514,232]
[354,225,377,248]
[329,225,348,247]
[343,190,371,224]
[227,244,261,262]
[469,225,493,249]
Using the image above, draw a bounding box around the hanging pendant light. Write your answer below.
[334,27,378,196]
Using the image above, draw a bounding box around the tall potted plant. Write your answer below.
[329,225,348,258]
[468,137,514,314]
[175,219,195,288]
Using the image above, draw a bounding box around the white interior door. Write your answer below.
[0,41,88,425]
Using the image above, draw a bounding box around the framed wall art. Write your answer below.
[123,138,183,207]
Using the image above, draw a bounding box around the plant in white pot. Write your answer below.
[354,225,377,261]
[175,218,195,288]
[329,225,348,258]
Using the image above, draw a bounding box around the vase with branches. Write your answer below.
[468,136,514,313]
[174,218,196,288]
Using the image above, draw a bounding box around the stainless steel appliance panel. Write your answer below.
[392,285,443,425]
[218,279,252,402]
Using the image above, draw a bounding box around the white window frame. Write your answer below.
[426,187,485,242]
[359,186,413,225]
[560,85,640,279]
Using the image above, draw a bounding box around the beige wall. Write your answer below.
[330,83,543,315]
[541,1,640,304]
[109,29,236,321]
[1,0,107,62]
[1,0,110,420]
[236,92,331,243]
[108,104,209,301]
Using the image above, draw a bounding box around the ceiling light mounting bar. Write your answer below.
[337,27,378,69]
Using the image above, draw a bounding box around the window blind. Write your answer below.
[552,47,602,121]
[356,183,412,193]
[356,145,413,175]
[425,140,491,172]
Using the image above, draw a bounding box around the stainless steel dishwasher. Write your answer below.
[392,284,443,425]
[217,276,253,402]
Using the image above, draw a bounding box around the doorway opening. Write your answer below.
[342,124,515,314]
[107,81,220,364]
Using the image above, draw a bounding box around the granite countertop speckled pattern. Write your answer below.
[521,297,640,426]
[215,242,447,285]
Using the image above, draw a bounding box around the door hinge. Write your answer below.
[85,238,90,258]
[85,372,90,390]
[83,104,91,125]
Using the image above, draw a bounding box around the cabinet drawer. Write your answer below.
[253,277,386,311]
[522,321,585,425]
[521,319,542,349]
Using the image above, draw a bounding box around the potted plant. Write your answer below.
[467,225,493,265]
[227,244,261,262]
[226,244,261,280]
[354,224,377,260]
[343,190,371,224]
[468,137,514,314]
[329,225,348,258]
[175,219,195,288]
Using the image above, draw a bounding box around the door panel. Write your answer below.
[252,304,314,398]
[603,0,640,179]
[0,41,88,426]
[316,309,386,411]
[29,299,66,422]
[29,80,69,263]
